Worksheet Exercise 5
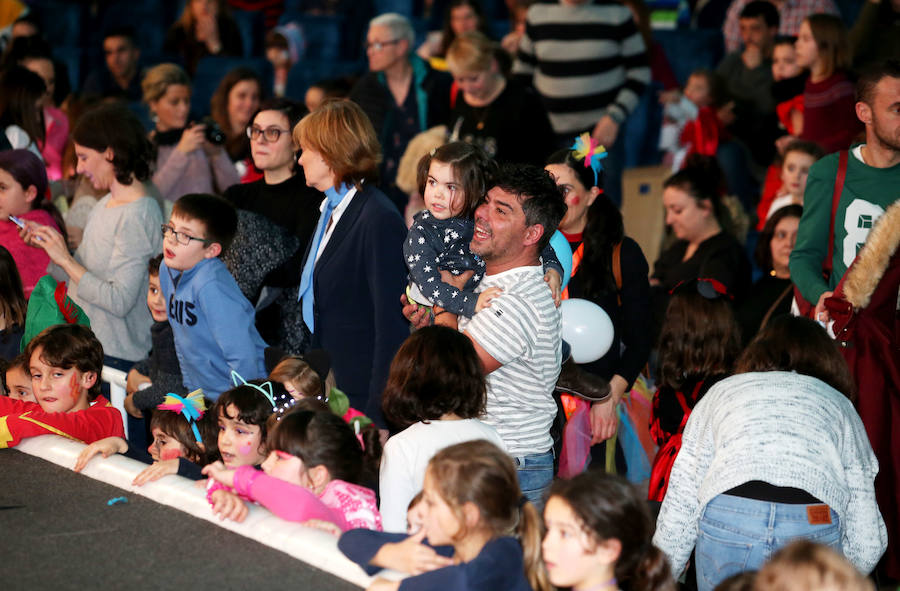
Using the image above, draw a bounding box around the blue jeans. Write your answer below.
[695,494,842,591]
[514,450,554,512]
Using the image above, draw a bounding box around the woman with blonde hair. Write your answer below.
[294,99,409,430]
[143,63,239,205]
[445,31,553,165]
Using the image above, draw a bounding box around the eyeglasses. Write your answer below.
[246,125,290,142]
[161,224,210,246]
[366,39,401,51]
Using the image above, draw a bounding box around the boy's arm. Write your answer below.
[405,220,479,318]
[200,282,267,383]
[0,397,125,448]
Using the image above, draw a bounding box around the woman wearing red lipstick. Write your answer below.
[545,147,652,463]
[223,98,323,352]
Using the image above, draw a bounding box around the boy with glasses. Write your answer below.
[159,193,267,400]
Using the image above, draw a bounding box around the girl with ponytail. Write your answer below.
[339,439,549,591]
[543,471,675,591]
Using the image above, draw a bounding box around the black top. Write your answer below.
[81,66,144,102]
[736,275,793,346]
[131,321,186,412]
[163,16,243,75]
[0,324,23,362]
[565,236,652,388]
[651,231,751,336]
[223,173,323,287]
[447,78,555,166]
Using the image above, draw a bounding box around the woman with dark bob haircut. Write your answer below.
[22,103,163,367]
[294,99,409,435]
[378,326,505,532]
[655,315,886,591]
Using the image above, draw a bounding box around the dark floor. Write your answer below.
[0,448,362,590]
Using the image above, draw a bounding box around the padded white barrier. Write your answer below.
[16,435,384,588]
[101,366,130,439]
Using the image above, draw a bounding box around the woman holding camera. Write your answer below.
[143,63,239,205]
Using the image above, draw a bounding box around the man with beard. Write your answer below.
[406,163,568,508]
[790,59,900,322]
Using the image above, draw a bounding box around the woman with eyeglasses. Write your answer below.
[20,103,163,369]
[222,98,323,352]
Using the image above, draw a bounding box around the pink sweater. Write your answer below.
[0,209,58,296]
[230,465,383,532]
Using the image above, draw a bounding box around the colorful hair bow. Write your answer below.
[230,370,277,410]
[570,132,608,187]
[157,389,207,443]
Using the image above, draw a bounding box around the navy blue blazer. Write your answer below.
[301,183,409,428]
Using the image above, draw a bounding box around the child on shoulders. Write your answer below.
[159,193,267,400]
[0,324,124,448]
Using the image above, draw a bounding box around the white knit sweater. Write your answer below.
[653,371,887,574]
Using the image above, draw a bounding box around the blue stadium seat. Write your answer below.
[98,0,167,56]
[279,12,343,62]
[30,0,86,49]
[654,28,724,86]
[232,9,265,58]
[373,0,414,17]
[191,56,272,118]
[284,59,364,102]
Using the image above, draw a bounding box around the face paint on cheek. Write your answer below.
[239,442,253,456]
[570,195,581,206]
[160,448,183,461]
[68,372,81,400]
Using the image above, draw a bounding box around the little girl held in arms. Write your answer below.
[203,408,382,533]
[543,471,674,591]
[339,439,548,591]
[404,142,562,318]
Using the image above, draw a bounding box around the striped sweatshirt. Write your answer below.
[458,265,562,457]
[512,1,650,136]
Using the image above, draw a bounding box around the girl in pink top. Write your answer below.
[204,408,382,533]
[0,150,64,296]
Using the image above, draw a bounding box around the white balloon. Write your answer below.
[560,298,614,364]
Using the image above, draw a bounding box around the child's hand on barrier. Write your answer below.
[202,461,236,488]
[302,519,342,536]
[133,459,179,486]
[209,489,248,522]
[73,437,128,472]
[367,578,401,591]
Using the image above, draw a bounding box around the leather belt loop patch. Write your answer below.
[807,504,832,525]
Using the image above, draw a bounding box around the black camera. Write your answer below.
[201,116,226,145]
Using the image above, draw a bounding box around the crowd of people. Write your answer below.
[1,0,899,589]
